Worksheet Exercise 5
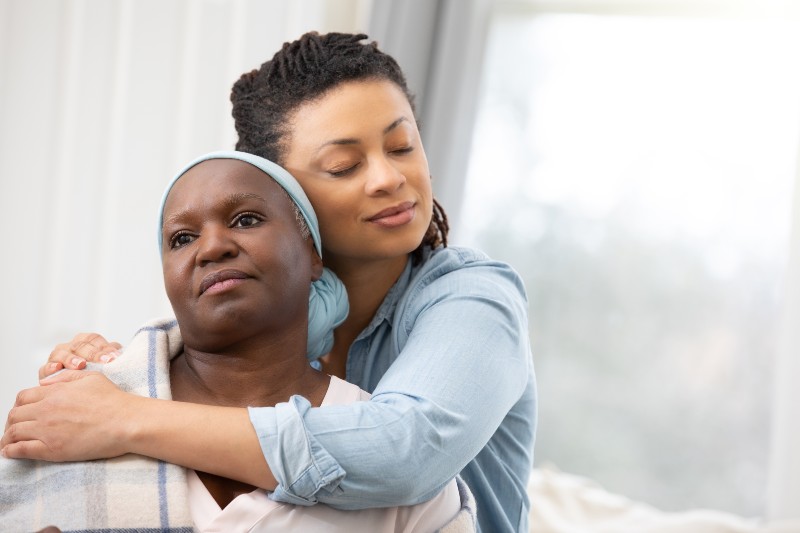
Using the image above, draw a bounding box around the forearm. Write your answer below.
[125,395,277,489]
[2,373,276,490]
[252,351,530,508]
[251,258,535,508]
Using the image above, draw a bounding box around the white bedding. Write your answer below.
[527,465,800,533]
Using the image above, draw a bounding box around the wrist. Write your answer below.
[119,394,163,457]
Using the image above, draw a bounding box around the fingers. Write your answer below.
[2,417,36,448]
[1,438,52,461]
[41,333,121,379]
[68,332,119,362]
[43,343,88,379]
[40,369,94,385]
[5,388,42,432]
[14,386,45,409]
[3,372,127,462]
[39,360,64,380]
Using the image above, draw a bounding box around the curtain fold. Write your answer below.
[368,0,495,236]
[767,154,800,520]
[0,0,370,412]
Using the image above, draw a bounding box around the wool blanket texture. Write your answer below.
[0,318,192,532]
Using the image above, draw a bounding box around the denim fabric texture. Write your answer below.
[248,246,537,533]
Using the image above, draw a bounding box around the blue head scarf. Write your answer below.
[158,150,348,359]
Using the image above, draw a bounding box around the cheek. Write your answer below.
[163,262,190,309]
[305,190,355,234]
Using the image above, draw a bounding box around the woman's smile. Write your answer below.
[366,201,416,227]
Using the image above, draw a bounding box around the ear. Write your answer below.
[309,240,324,282]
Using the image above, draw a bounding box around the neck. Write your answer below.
[317,254,409,379]
[169,333,330,510]
[328,254,409,340]
[170,336,329,408]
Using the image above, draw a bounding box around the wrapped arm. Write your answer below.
[249,254,534,508]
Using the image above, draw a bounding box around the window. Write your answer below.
[462,3,799,516]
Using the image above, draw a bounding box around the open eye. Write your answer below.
[169,231,195,249]
[232,212,264,228]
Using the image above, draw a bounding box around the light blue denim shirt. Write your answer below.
[248,246,537,532]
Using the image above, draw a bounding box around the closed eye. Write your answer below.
[390,146,413,155]
[328,163,360,177]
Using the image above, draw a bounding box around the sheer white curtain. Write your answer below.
[768,158,800,519]
[460,0,800,521]
[0,0,372,412]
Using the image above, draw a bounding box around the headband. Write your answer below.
[158,150,347,359]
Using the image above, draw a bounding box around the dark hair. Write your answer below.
[231,31,448,260]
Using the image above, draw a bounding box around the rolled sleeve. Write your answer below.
[246,246,536,528]
[248,396,346,505]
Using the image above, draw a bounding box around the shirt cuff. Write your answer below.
[248,395,346,506]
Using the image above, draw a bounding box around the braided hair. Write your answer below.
[231,32,448,261]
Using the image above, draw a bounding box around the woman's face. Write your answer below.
[282,79,433,268]
[161,159,321,351]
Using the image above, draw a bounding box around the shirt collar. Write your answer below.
[354,254,416,341]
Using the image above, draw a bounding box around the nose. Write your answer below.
[196,225,238,265]
[364,156,406,195]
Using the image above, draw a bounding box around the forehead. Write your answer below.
[164,159,289,213]
[288,79,415,140]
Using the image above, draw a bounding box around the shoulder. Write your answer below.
[390,246,530,344]
[405,246,528,304]
[126,317,181,349]
[132,317,180,337]
[94,317,181,398]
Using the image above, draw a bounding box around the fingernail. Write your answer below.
[71,357,86,369]
[99,352,117,363]
[48,362,60,371]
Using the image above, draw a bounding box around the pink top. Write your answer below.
[188,376,461,532]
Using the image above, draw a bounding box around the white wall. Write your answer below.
[0,0,371,412]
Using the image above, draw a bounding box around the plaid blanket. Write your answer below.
[0,318,194,533]
[1,317,477,532]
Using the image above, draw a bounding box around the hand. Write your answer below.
[39,332,122,379]
[2,370,137,461]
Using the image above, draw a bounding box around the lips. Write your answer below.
[367,201,416,226]
[199,269,250,295]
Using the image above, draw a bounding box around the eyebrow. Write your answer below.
[323,116,409,147]
[163,192,267,226]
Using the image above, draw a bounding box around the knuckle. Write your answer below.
[6,422,18,442]
[6,406,17,426]
[87,333,105,347]
[69,333,92,350]
[14,389,29,406]
[48,345,68,360]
